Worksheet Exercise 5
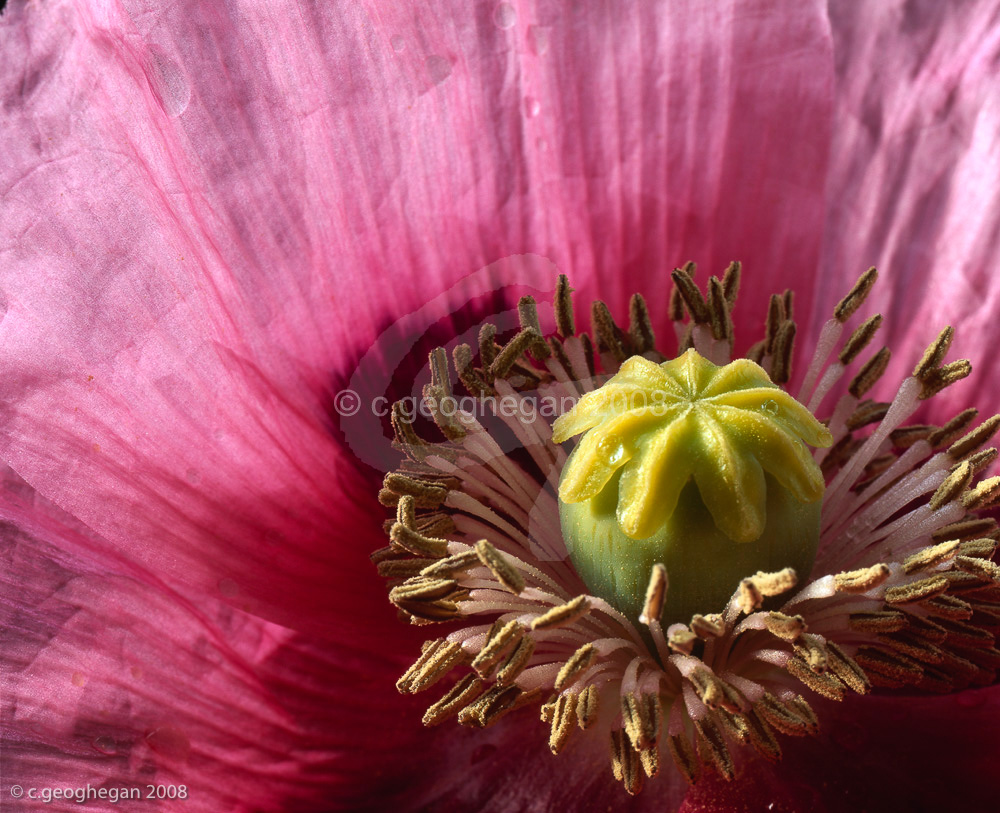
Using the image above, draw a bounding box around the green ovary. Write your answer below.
[553,349,832,627]
[560,466,823,625]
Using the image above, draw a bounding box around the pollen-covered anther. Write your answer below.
[555,644,597,692]
[694,718,735,780]
[834,267,878,322]
[472,619,525,678]
[419,549,481,578]
[764,611,807,641]
[622,692,662,750]
[489,327,545,380]
[531,595,591,631]
[688,668,742,712]
[912,327,973,399]
[548,693,578,755]
[671,266,711,324]
[854,647,924,687]
[963,477,1000,511]
[954,555,1000,584]
[397,638,467,693]
[826,641,871,694]
[389,520,450,558]
[793,633,830,673]
[849,610,907,634]
[755,693,817,737]
[667,732,700,784]
[691,613,726,639]
[422,675,486,726]
[577,684,600,730]
[932,517,1000,543]
[495,636,536,686]
[668,628,699,654]
[707,276,734,342]
[848,347,891,399]
[377,557,437,579]
[555,274,575,336]
[388,577,467,622]
[737,568,798,614]
[885,575,950,605]
[381,473,450,508]
[921,595,973,621]
[902,541,961,574]
[592,300,628,363]
[930,461,974,510]
[958,537,999,559]
[610,729,645,795]
[458,685,524,728]
[742,709,783,763]
[839,314,883,365]
[473,539,525,595]
[639,564,668,625]
[786,657,845,700]
[518,296,552,360]
[639,746,660,779]
[629,293,657,354]
[949,415,1000,460]
[920,360,973,400]
[452,344,492,397]
[834,564,891,594]
[913,326,955,379]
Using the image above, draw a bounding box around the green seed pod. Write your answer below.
[553,349,833,626]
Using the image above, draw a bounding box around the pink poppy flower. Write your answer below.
[2,1,1000,811]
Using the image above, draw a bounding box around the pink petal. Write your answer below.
[817,0,1000,421]
[0,487,339,811]
[0,0,834,630]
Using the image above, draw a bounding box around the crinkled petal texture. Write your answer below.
[817,0,1000,422]
[0,481,349,812]
[0,0,834,635]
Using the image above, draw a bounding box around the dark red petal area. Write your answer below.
[680,690,1000,813]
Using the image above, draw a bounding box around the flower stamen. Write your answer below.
[374,264,1000,794]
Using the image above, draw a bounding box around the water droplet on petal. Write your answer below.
[218,578,239,598]
[523,96,540,117]
[762,399,779,415]
[145,725,191,762]
[146,47,190,118]
[93,736,118,755]
[527,25,551,55]
[599,438,625,465]
[425,55,453,86]
[493,3,517,29]
[391,35,405,53]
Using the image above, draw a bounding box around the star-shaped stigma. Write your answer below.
[553,349,833,543]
